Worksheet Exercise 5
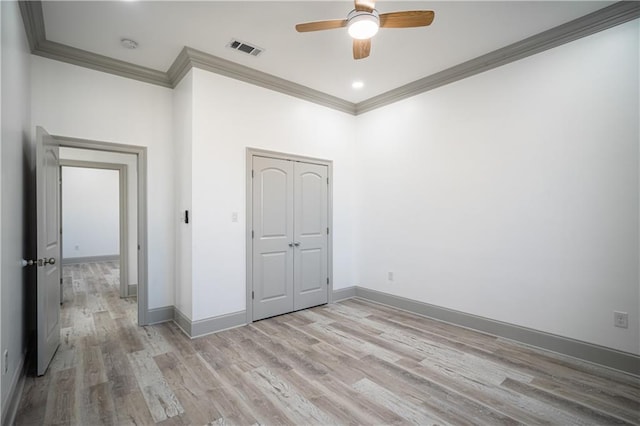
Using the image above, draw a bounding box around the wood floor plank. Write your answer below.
[78,381,117,425]
[112,389,155,425]
[14,374,51,425]
[249,366,337,425]
[398,356,590,425]
[358,354,522,425]
[212,364,296,425]
[530,376,640,424]
[42,367,77,426]
[502,377,635,425]
[127,350,185,422]
[14,262,640,426]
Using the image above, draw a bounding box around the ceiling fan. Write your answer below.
[295,0,435,60]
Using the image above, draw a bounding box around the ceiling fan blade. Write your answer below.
[354,0,376,12]
[353,39,371,60]
[379,11,435,28]
[295,19,347,32]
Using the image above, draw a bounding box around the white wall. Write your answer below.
[173,71,193,319]
[59,147,138,286]
[189,68,358,321]
[1,0,31,417]
[355,21,640,354]
[31,57,174,310]
[62,167,119,259]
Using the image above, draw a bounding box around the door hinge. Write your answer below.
[251,170,254,178]
[252,291,254,300]
[327,177,329,185]
[327,227,329,235]
[251,230,254,239]
[138,244,141,250]
[326,277,329,285]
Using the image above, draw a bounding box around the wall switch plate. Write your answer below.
[232,212,238,222]
[387,272,394,282]
[2,350,8,375]
[614,311,628,329]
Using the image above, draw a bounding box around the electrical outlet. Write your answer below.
[74,245,79,251]
[2,350,8,375]
[614,311,628,329]
[388,272,394,282]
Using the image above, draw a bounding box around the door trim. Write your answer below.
[245,148,334,324]
[59,160,129,298]
[51,135,150,326]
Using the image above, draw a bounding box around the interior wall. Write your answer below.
[189,68,358,321]
[31,57,175,310]
[173,71,193,319]
[61,167,119,260]
[59,148,138,286]
[1,0,31,417]
[355,21,640,355]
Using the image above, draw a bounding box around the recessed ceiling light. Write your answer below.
[121,38,138,49]
[352,81,364,89]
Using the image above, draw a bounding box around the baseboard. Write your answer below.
[333,286,356,302]
[61,255,119,265]
[127,284,137,297]
[146,306,174,325]
[1,354,26,426]
[172,308,246,338]
[173,307,192,337]
[353,287,640,377]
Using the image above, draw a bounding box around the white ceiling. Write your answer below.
[41,1,613,103]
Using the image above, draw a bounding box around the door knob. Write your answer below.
[288,242,294,247]
[21,258,55,267]
[294,242,300,246]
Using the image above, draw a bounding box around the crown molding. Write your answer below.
[177,47,357,114]
[356,1,640,114]
[36,39,172,88]
[19,1,640,115]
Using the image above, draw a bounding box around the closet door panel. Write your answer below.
[252,157,294,320]
[294,162,328,311]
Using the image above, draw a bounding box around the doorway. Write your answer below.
[54,136,149,326]
[246,148,334,322]
[60,161,131,299]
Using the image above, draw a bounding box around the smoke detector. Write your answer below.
[121,38,138,49]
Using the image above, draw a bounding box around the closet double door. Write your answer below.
[252,156,329,321]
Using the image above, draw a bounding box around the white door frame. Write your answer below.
[245,148,334,324]
[52,135,150,326]
[59,160,130,298]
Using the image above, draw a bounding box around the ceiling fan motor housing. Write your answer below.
[347,9,380,39]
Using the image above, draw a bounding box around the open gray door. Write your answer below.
[35,127,61,376]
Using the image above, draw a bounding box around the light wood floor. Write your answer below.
[15,262,640,425]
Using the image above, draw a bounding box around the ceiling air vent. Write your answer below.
[227,39,264,57]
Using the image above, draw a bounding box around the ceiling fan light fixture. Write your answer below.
[347,10,379,40]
